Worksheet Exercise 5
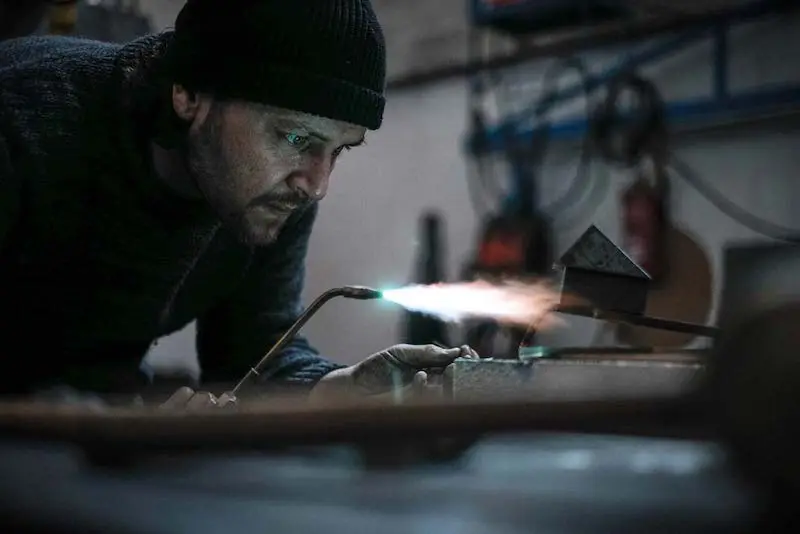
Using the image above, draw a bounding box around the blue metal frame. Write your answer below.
[470,0,629,28]
[471,0,531,24]
[471,0,538,26]
[468,0,800,154]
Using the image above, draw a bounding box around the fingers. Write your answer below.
[159,386,195,410]
[158,388,237,411]
[216,392,238,408]
[352,344,481,398]
[459,344,480,359]
[420,345,461,367]
[425,343,480,364]
[389,343,481,368]
[185,391,218,410]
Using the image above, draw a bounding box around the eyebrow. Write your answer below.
[307,129,366,148]
[304,129,330,142]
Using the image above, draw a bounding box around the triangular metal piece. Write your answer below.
[559,225,650,279]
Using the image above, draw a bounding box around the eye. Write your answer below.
[284,131,310,150]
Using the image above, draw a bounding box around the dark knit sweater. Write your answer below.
[0,32,345,394]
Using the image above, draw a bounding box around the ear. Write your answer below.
[171,83,202,121]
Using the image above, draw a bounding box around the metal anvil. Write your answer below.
[442,352,706,402]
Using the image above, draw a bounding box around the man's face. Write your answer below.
[183,99,367,245]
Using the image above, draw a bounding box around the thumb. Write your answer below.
[432,344,479,361]
[159,386,195,410]
[406,344,466,368]
[413,370,428,391]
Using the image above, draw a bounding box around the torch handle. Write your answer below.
[227,286,381,398]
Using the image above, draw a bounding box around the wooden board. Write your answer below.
[0,395,704,453]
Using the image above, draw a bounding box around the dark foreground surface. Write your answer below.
[0,433,761,534]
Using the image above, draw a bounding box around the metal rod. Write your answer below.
[555,305,720,339]
[228,286,381,398]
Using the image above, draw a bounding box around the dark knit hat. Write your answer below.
[168,0,386,130]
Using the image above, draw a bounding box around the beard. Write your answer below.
[181,113,308,246]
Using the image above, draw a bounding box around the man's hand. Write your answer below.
[309,343,479,403]
[158,344,478,409]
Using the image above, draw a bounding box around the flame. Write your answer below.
[381,280,568,329]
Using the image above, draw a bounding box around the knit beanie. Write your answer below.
[167,0,386,130]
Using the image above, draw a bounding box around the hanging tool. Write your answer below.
[462,48,598,360]
[592,72,670,283]
[464,143,554,360]
[590,72,716,347]
[621,162,669,284]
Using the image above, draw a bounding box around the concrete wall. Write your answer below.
[131,3,800,376]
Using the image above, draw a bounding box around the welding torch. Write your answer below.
[226,285,382,399]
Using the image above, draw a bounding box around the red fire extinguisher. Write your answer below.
[621,169,669,283]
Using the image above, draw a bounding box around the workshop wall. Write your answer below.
[140,4,800,375]
[299,13,800,366]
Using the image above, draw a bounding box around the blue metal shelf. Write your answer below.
[467,0,800,154]
[470,0,631,34]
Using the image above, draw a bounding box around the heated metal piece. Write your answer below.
[547,224,719,339]
[227,285,382,398]
[557,225,651,315]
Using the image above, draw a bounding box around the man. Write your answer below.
[0,0,474,403]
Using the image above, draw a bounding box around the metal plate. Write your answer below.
[444,356,705,402]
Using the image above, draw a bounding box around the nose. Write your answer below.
[288,153,333,201]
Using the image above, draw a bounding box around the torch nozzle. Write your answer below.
[340,285,382,300]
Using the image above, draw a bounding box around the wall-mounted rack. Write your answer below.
[466,0,800,154]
